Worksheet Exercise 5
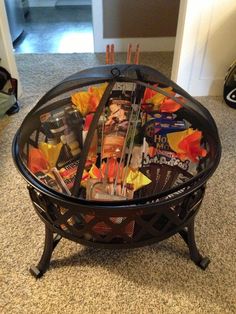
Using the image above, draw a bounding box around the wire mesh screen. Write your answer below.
[17,65,219,204]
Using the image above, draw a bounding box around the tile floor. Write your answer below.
[14,6,94,53]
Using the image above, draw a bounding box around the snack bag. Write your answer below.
[59,160,90,191]
[139,146,199,196]
[34,171,62,192]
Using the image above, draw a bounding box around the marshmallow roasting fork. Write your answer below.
[104,44,142,197]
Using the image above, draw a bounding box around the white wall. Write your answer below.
[172,0,236,96]
[0,1,22,94]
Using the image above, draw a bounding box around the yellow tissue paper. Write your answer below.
[71,83,108,116]
[147,87,173,106]
[167,128,196,154]
[126,168,152,191]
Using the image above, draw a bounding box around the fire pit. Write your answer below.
[12,63,221,278]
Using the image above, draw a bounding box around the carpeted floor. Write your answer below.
[0,53,235,314]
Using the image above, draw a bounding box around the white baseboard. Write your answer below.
[28,0,57,7]
[28,0,91,7]
[94,37,176,53]
[56,0,91,5]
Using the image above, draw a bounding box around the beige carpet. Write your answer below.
[0,53,235,314]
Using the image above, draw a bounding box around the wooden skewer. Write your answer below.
[134,44,140,64]
[110,44,115,64]
[126,44,132,64]
[106,44,110,64]
[121,98,142,195]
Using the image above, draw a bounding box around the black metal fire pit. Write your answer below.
[12,65,221,278]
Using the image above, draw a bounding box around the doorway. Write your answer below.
[12,0,94,53]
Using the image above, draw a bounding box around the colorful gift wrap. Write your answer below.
[125,168,152,191]
[89,160,124,184]
[167,128,207,162]
[142,86,182,113]
[28,147,49,174]
[160,97,182,113]
[146,87,173,105]
[71,83,108,116]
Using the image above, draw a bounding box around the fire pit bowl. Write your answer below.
[12,64,221,278]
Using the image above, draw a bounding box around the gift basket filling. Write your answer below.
[13,45,221,277]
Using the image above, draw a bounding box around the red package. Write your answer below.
[28,148,49,174]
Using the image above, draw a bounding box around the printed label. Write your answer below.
[143,154,190,171]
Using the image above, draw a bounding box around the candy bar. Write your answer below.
[59,160,89,191]
[34,171,62,192]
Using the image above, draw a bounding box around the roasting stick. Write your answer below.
[134,44,140,64]
[99,109,105,179]
[113,43,138,195]
[110,44,115,64]
[106,43,114,65]
[100,44,110,182]
[116,43,141,196]
[103,43,115,184]
[126,44,132,64]
[121,99,142,196]
[104,43,141,196]
[113,95,136,195]
[106,44,110,64]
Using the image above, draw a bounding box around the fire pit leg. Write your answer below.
[30,225,62,278]
[179,219,210,270]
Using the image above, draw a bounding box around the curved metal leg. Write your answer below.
[30,225,62,278]
[179,218,210,270]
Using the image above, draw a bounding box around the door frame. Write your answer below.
[171,0,207,94]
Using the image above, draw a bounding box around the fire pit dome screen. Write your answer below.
[13,64,221,278]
